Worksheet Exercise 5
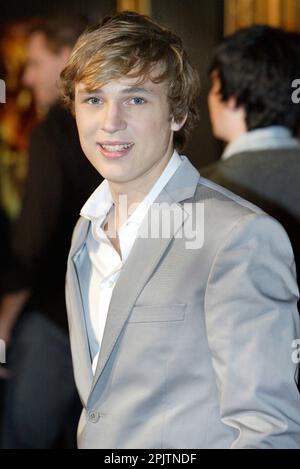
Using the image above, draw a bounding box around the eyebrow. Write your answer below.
[121,87,154,95]
[77,86,154,95]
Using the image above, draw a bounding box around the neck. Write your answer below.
[225,106,247,143]
[37,96,59,116]
[108,148,174,225]
[227,129,247,144]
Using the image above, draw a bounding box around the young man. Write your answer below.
[61,12,300,449]
[202,25,300,288]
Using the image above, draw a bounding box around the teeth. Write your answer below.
[101,143,132,151]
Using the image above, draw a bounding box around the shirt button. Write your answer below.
[87,410,101,423]
[108,280,115,288]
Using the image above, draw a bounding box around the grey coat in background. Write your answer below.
[201,148,300,286]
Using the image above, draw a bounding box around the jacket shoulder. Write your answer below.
[195,175,265,218]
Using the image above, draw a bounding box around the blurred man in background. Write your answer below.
[0,16,100,448]
[202,25,300,290]
[0,207,10,297]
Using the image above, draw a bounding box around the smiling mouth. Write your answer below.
[99,143,134,152]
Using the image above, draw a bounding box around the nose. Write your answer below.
[100,102,126,133]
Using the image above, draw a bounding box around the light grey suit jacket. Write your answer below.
[66,156,300,449]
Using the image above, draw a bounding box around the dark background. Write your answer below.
[0,0,224,167]
[151,0,223,166]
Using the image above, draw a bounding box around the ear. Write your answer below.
[226,96,238,111]
[171,113,188,132]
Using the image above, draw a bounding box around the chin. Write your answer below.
[96,166,130,183]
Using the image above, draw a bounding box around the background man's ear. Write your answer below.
[171,114,188,132]
[226,96,238,111]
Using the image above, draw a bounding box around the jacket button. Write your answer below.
[87,410,100,423]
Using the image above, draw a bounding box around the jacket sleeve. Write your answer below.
[2,121,63,293]
[205,213,300,448]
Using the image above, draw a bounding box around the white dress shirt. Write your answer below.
[222,126,300,161]
[80,150,183,373]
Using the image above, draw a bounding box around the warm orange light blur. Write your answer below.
[224,0,300,36]
[117,0,151,15]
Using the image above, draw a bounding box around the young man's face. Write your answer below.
[74,69,183,188]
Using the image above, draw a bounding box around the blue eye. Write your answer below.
[129,97,145,105]
[86,97,101,105]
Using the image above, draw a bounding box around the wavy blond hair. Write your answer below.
[60,11,200,151]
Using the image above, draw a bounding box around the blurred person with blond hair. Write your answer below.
[0,16,100,448]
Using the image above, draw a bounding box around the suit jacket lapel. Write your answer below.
[67,219,94,405]
[91,157,200,392]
